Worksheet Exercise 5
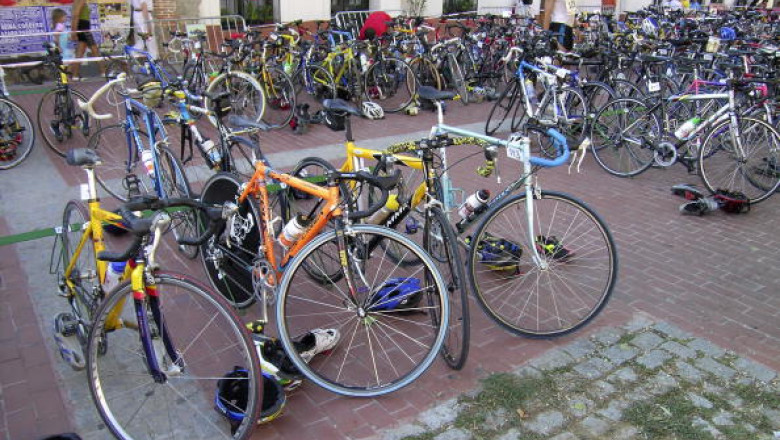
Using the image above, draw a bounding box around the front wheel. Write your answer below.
[364,57,417,113]
[205,71,266,128]
[425,207,470,370]
[87,273,262,440]
[467,191,617,338]
[276,225,449,397]
[485,79,520,136]
[156,145,199,259]
[257,66,295,129]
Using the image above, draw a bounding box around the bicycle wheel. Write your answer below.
[87,273,262,440]
[182,61,208,97]
[60,200,100,350]
[294,63,336,106]
[156,145,199,259]
[225,135,259,180]
[0,98,35,170]
[37,88,99,157]
[205,71,266,127]
[276,224,449,396]
[539,87,588,148]
[590,98,659,177]
[258,65,295,129]
[610,78,644,98]
[698,117,780,204]
[89,123,154,201]
[408,56,442,90]
[467,191,617,337]
[364,57,416,113]
[580,81,616,118]
[199,173,261,308]
[445,53,469,105]
[425,207,470,370]
[485,80,520,135]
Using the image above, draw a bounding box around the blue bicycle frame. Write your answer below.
[125,45,175,88]
[120,94,170,198]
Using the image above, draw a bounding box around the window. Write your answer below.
[332,0,370,13]
[221,0,275,25]
[444,0,476,14]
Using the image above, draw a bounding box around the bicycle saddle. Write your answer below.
[322,99,362,116]
[418,86,457,102]
[66,149,101,168]
[226,115,271,132]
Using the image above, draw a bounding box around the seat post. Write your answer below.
[344,115,354,143]
[85,167,98,200]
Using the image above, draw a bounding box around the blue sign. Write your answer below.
[0,4,101,56]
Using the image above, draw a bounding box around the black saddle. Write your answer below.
[322,99,362,116]
[66,149,101,168]
[418,86,457,102]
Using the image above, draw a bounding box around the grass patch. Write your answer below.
[624,388,716,440]
[402,433,435,440]
[616,332,634,346]
[719,425,757,440]
[733,383,780,408]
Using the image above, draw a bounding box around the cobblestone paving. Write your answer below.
[383,316,780,440]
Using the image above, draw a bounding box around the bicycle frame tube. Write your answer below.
[124,97,168,196]
[239,161,342,273]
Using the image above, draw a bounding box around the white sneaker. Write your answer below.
[296,328,340,363]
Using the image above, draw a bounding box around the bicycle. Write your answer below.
[198,148,451,396]
[289,95,471,370]
[79,73,200,257]
[50,148,262,439]
[0,65,36,170]
[388,87,618,338]
[36,42,100,157]
[590,76,780,203]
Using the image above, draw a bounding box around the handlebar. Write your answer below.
[97,197,235,262]
[338,169,401,220]
[78,72,126,120]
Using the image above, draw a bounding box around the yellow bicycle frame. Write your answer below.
[337,140,429,210]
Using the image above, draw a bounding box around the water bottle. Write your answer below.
[360,53,369,73]
[366,195,400,225]
[141,149,155,178]
[458,190,490,221]
[200,138,222,168]
[674,117,701,140]
[525,79,537,106]
[278,215,310,248]
[103,261,126,293]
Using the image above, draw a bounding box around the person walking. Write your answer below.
[131,0,158,59]
[546,0,576,51]
[70,0,103,80]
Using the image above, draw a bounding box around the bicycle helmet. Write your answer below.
[322,109,345,131]
[362,101,384,120]
[720,26,737,41]
[215,367,286,428]
[642,17,659,37]
[367,278,422,311]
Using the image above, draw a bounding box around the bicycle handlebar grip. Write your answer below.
[385,141,419,154]
[79,72,126,120]
[97,236,143,262]
[529,129,570,167]
[344,169,401,220]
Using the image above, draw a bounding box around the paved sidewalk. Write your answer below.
[384,316,780,440]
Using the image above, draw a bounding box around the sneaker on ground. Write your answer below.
[671,183,705,200]
[295,328,340,363]
[679,197,719,216]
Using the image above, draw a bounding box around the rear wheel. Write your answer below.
[156,145,199,259]
[205,71,266,127]
[590,98,659,177]
[0,98,35,170]
[364,57,416,113]
[485,80,520,136]
[409,56,442,90]
[37,88,99,157]
[258,66,295,129]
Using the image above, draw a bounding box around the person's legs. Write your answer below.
[88,43,105,75]
[72,42,87,79]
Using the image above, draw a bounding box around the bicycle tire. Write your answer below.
[589,97,659,177]
[37,88,99,157]
[275,224,449,397]
[485,79,520,136]
[446,53,469,105]
[199,172,261,308]
[225,135,259,180]
[0,98,36,170]
[408,56,442,90]
[425,207,470,370]
[155,145,199,258]
[467,190,617,338]
[87,273,262,440]
[364,57,417,113]
[61,200,100,350]
[182,61,208,97]
[698,116,780,204]
[205,71,266,128]
[294,63,336,105]
[258,65,296,129]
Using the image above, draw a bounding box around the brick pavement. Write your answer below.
[0,81,779,439]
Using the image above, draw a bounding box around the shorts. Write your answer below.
[549,22,573,51]
[76,20,96,46]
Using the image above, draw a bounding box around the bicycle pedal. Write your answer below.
[123,174,142,197]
